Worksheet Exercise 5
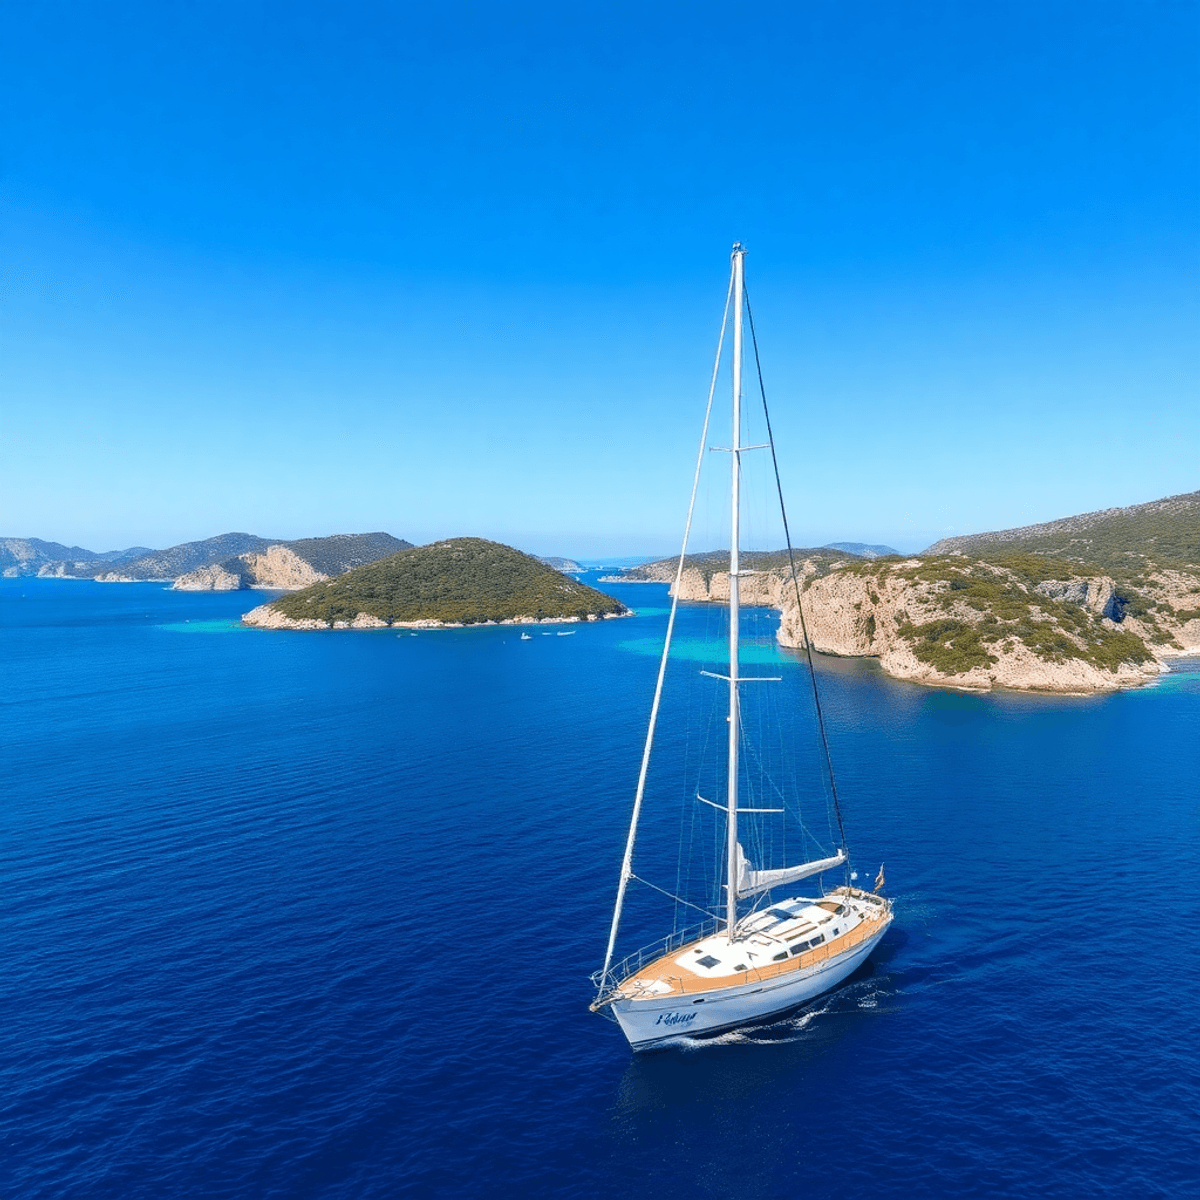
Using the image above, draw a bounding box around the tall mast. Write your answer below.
[725,244,745,939]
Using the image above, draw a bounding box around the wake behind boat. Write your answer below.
[591,245,893,1051]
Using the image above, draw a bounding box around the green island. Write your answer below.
[245,537,627,628]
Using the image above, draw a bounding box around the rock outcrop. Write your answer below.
[171,534,413,591]
[173,562,251,591]
[622,486,1200,694]
[107,534,281,581]
[174,545,329,591]
[773,560,1168,693]
[626,551,1198,694]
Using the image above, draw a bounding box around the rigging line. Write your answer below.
[598,266,735,987]
[629,874,722,921]
[738,730,829,849]
[743,284,849,857]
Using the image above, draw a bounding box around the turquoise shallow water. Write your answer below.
[1,576,1198,1198]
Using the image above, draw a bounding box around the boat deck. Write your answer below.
[614,887,891,1001]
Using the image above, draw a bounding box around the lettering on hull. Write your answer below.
[653,1011,697,1028]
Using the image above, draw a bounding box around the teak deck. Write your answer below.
[621,893,889,999]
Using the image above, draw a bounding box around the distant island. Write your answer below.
[172,534,412,590]
[822,541,900,558]
[612,491,1200,693]
[242,538,628,630]
[2,532,411,588]
[2,537,155,577]
[538,556,584,573]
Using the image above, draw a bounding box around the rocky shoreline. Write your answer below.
[241,604,630,631]
[624,555,1200,694]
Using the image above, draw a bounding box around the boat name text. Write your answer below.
[654,1011,698,1027]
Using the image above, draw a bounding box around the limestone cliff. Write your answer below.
[173,562,250,591]
[774,559,1177,693]
[176,545,329,591]
[625,551,1199,693]
[172,533,412,591]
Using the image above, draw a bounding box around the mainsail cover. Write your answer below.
[735,844,847,899]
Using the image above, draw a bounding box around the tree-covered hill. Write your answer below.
[925,490,1200,572]
[257,538,627,626]
[107,533,281,579]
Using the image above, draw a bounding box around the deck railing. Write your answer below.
[591,894,893,1006]
[590,917,721,1003]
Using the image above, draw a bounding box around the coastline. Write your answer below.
[608,566,1196,696]
[241,604,633,631]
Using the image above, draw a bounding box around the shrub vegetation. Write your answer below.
[859,555,1153,675]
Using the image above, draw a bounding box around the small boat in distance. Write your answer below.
[590,245,893,1051]
[521,632,532,640]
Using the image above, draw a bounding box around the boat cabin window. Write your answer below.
[696,955,721,969]
[813,934,825,945]
[772,951,788,962]
[768,908,793,922]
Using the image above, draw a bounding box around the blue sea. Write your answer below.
[3,576,1198,1199]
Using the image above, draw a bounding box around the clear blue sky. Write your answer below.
[3,1,1197,557]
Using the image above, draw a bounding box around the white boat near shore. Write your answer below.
[591,245,892,1051]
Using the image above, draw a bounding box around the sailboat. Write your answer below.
[590,245,893,1051]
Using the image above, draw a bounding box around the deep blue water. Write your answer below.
[2,576,1198,1199]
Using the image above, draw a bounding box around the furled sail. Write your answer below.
[735,844,847,899]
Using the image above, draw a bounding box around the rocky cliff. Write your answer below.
[774,557,1183,693]
[171,533,413,590]
[175,545,331,591]
[104,534,281,581]
[625,546,1200,694]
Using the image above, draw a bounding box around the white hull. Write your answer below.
[611,922,886,1051]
